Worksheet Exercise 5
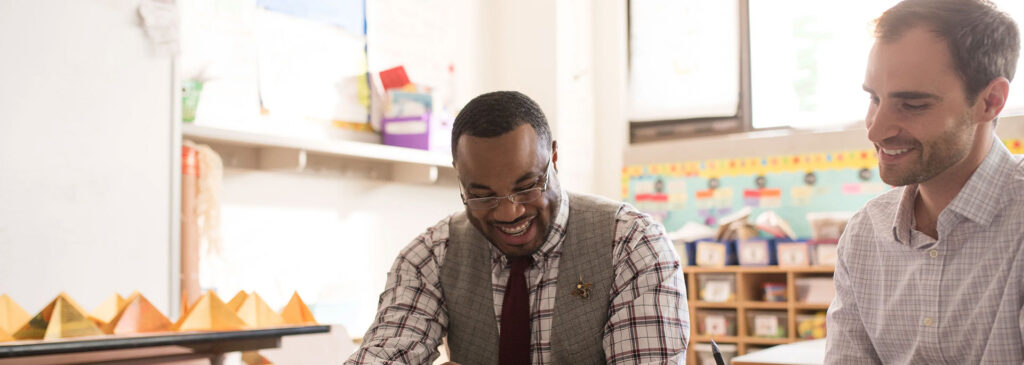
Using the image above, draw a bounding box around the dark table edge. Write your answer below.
[0,325,331,358]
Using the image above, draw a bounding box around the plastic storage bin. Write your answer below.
[694,343,737,365]
[697,309,737,336]
[761,282,787,302]
[747,310,788,338]
[698,273,736,302]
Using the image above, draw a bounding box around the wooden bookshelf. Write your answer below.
[683,265,834,364]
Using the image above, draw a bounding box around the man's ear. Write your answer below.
[976,77,1010,123]
[551,140,559,172]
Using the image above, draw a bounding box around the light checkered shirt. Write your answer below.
[826,140,1024,364]
[347,191,689,364]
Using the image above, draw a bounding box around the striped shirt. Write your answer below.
[347,191,689,364]
[825,140,1024,364]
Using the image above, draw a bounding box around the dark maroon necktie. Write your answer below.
[499,256,532,365]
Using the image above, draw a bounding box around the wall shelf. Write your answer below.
[182,124,453,168]
[182,124,454,184]
[683,265,835,364]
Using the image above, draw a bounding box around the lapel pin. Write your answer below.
[571,274,592,299]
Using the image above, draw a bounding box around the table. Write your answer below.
[731,338,826,365]
[0,325,330,364]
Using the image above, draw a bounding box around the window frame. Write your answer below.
[628,0,755,143]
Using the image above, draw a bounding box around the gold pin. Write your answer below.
[571,274,592,299]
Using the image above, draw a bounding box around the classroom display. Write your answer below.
[623,139,1024,238]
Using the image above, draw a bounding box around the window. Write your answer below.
[629,0,1024,141]
[749,1,899,130]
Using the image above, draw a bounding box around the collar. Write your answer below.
[891,138,1013,244]
[492,189,570,266]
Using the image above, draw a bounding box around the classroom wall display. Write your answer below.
[622,139,1024,238]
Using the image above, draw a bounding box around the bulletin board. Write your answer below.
[622,139,1024,238]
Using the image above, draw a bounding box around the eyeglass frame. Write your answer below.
[459,160,553,211]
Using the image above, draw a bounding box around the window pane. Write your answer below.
[750,0,899,130]
[629,0,739,122]
[751,0,1024,130]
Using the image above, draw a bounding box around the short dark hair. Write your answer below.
[875,0,1020,103]
[450,91,552,159]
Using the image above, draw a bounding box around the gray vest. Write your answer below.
[440,192,620,365]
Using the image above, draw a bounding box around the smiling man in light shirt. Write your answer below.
[346,91,688,365]
[825,0,1023,364]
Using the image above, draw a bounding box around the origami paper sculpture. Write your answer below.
[13,293,103,340]
[103,292,173,335]
[236,293,283,328]
[280,291,316,325]
[174,291,246,331]
[89,293,126,330]
[226,291,249,312]
[0,294,30,335]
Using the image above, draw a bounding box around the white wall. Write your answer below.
[0,0,174,313]
[591,0,630,199]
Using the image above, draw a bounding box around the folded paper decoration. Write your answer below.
[175,291,246,332]
[236,293,283,328]
[13,293,103,340]
[103,292,172,335]
[280,291,316,325]
[227,291,249,312]
[0,294,30,335]
[89,293,126,330]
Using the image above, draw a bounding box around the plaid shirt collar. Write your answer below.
[892,138,1013,244]
[491,190,570,266]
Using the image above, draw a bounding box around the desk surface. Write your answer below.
[731,339,826,365]
[0,325,330,364]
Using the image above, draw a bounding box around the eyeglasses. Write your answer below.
[460,162,551,211]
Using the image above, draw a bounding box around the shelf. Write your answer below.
[743,337,793,345]
[692,301,738,309]
[691,335,742,343]
[182,124,454,170]
[684,264,836,364]
[794,303,831,310]
[741,301,788,309]
[684,265,835,274]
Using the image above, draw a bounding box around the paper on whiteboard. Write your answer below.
[257,0,365,35]
[178,0,262,127]
[366,0,460,107]
[256,8,368,124]
[139,0,181,55]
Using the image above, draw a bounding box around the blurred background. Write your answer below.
[1,0,1023,363]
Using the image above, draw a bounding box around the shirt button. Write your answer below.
[928,249,939,258]
[923,317,934,327]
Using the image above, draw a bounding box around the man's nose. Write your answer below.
[492,197,526,222]
[866,104,899,144]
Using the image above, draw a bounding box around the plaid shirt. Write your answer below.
[826,140,1024,364]
[348,191,689,364]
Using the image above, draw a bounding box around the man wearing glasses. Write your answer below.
[347,91,689,364]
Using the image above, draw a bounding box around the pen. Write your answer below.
[711,338,726,365]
